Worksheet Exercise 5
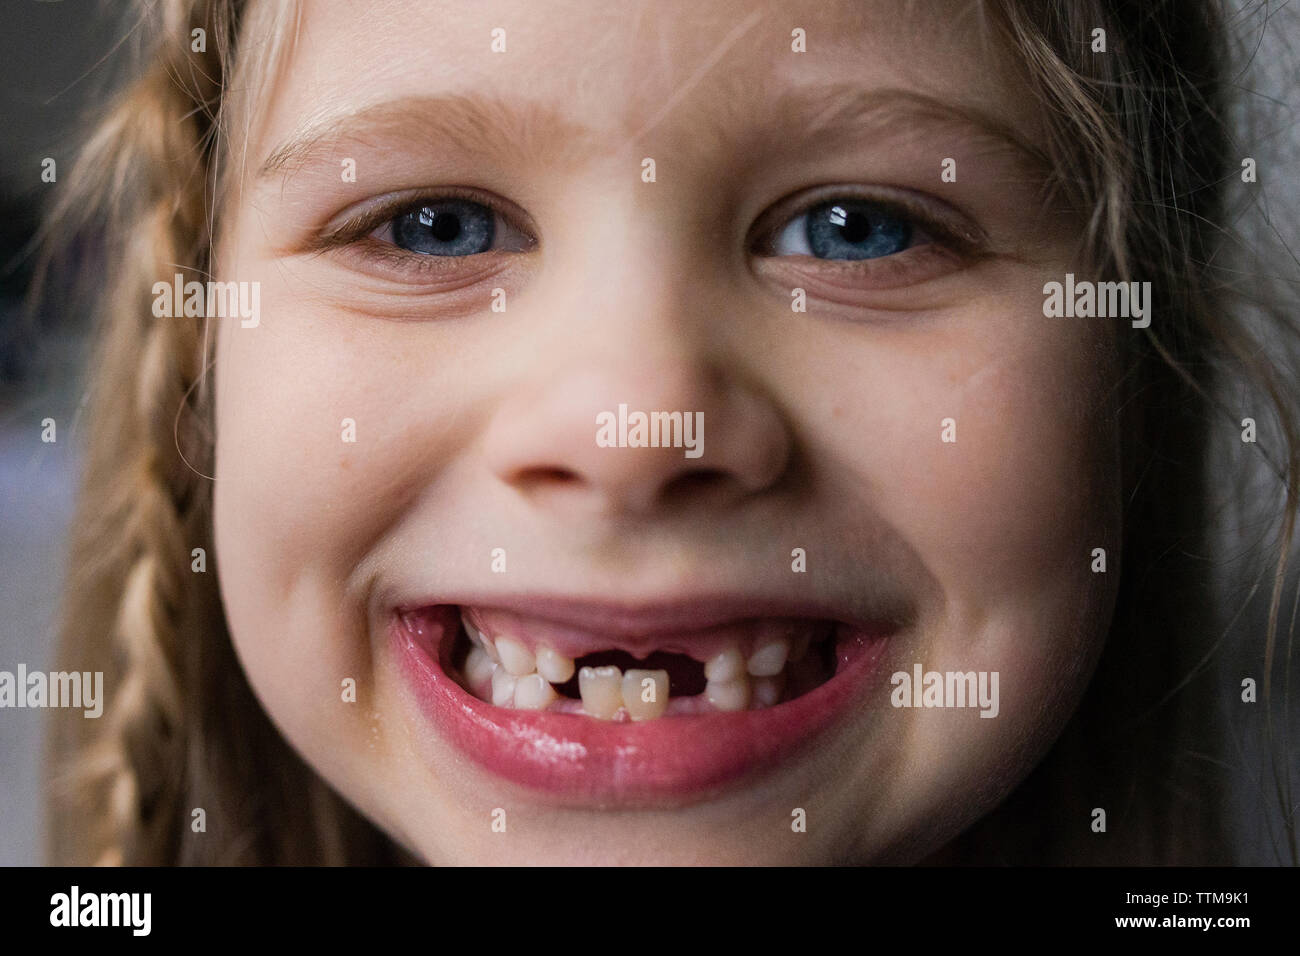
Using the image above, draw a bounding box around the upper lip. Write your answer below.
[395,592,905,638]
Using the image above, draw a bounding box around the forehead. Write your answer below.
[246,0,1042,167]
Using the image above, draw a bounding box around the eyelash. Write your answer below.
[311,186,534,277]
[750,188,984,260]
[315,186,985,280]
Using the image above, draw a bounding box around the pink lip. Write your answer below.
[389,601,893,805]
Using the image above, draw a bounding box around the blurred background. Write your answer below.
[0,1,133,865]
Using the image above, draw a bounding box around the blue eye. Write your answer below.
[772,199,915,260]
[390,199,496,256]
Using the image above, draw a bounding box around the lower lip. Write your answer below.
[390,608,891,805]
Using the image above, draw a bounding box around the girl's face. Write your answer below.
[213,0,1121,863]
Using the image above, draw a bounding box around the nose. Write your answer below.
[482,335,792,520]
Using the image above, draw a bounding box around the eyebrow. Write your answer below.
[717,82,1052,178]
[258,83,1050,182]
[257,93,598,179]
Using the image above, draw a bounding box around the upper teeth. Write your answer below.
[536,645,576,683]
[464,645,496,689]
[465,619,499,662]
[746,637,789,677]
[459,611,817,718]
[704,647,745,683]
[495,636,536,676]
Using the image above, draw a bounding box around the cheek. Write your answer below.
[897,324,1119,649]
[819,296,1122,853]
[211,267,464,574]
[935,342,1120,776]
[831,295,1122,637]
[209,270,456,771]
[910,344,1119,604]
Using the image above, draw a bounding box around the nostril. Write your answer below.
[515,465,584,488]
[663,469,732,499]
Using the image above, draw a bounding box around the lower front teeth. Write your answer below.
[491,668,517,706]
[705,673,751,711]
[513,673,558,710]
[578,665,623,719]
[621,669,669,721]
[751,673,784,709]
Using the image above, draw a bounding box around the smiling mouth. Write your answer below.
[452,607,839,718]
[391,598,897,803]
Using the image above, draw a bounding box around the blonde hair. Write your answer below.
[40,0,397,865]
[39,0,1298,864]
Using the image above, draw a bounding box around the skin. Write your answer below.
[212,0,1123,864]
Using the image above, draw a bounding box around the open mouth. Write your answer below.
[453,608,839,718]
[391,600,895,804]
